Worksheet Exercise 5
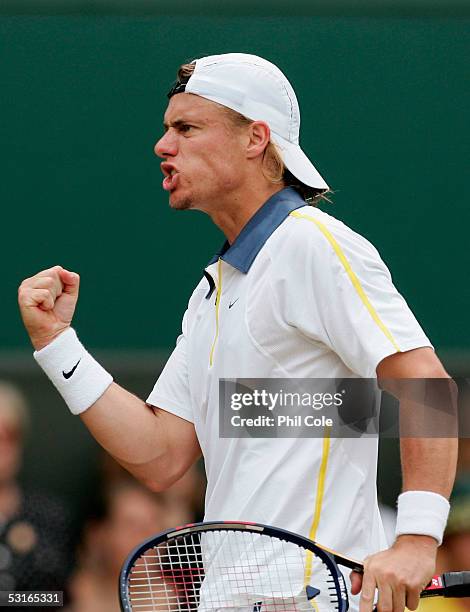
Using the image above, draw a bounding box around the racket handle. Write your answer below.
[419,572,470,598]
[439,572,470,598]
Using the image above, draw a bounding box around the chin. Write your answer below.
[169,191,194,211]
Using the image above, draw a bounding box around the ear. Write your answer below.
[245,121,271,160]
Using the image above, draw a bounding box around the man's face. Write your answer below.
[155,93,248,211]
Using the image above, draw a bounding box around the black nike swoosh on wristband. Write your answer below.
[62,359,81,379]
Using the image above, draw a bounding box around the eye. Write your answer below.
[179,124,193,133]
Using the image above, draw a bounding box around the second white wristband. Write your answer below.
[395,490,450,545]
[33,327,113,415]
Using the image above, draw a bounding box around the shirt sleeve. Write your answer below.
[285,212,433,378]
[146,310,194,423]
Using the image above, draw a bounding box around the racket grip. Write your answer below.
[442,572,470,598]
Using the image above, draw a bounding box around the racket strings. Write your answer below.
[127,530,341,611]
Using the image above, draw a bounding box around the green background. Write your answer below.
[0,3,468,510]
[1,9,469,357]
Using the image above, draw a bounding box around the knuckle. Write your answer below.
[401,574,418,588]
[42,277,54,289]
[366,564,378,578]
[18,286,30,301]
[360,592,374,602]
[384,570,399,584]
[363,561,372,573]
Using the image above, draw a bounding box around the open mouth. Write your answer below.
[161,163,179,192]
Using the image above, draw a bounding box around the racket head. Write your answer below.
[119,520,349,612]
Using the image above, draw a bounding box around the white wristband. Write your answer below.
[33,328,113,415]
[395,490,450,545]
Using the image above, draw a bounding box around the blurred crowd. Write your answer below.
[0,380,205,611]
[0,380,468,610]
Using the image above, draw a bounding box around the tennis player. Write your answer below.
[18,53,457,611]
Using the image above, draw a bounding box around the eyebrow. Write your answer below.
[163,118,203,131]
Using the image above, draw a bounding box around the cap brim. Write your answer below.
[271,133,329,191]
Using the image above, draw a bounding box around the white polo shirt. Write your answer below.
[147,187,431,567]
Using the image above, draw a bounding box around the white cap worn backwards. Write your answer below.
[168,53,329,191]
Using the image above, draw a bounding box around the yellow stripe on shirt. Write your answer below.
[304,432,331,609]
[289,211,401,352]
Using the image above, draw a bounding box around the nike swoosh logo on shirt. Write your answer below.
[228,298,239,309]
[62,359,81,379]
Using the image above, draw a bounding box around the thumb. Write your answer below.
[58,268,80,295]
[350,570,363,595]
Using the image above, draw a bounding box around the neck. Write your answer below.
[207,183,285,244]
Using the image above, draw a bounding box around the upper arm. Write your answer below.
[148,405,201,485]
[376,347,449,379]
[377,348,457,451]
[145,306,200,488]
[147,309,194,423]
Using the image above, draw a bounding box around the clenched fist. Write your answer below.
[18,266,80,351]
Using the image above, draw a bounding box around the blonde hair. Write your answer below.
[175,62,332,206]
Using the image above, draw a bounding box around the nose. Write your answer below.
[154,130,177,159]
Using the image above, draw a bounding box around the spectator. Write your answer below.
[164,462,206,523]
[0,381,73,603]
[67,479,192,612]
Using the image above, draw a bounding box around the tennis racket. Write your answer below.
[119,520,470,611]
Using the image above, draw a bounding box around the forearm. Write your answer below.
[400,436,457,497]
[29,326,199,490]
[80,382,201,490]
[80,381,166,469]
[399,375,458,497]
[396,382,458,545]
